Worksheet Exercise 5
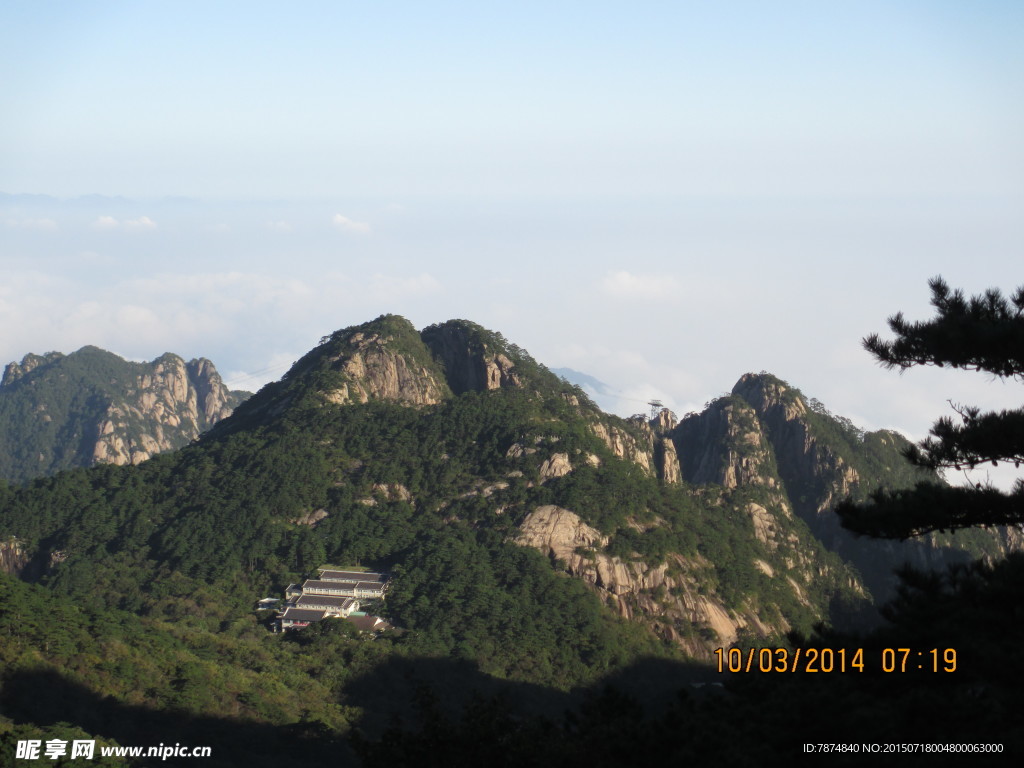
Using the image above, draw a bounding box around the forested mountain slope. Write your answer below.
[0,346,248,483]
[0,314,1015,764]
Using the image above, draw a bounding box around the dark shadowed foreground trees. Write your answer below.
[837,276,1024,538]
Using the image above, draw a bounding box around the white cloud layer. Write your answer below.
[123,216,157,231]
[601,270,679,299]
[331,214,371,234]
[91,216,119,230]
[90,215,157,231]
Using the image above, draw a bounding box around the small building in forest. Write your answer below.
[318,568,387,583]
[294,594,360,614]
[279,607,329,630]
[276,566,391,633]
[301,578,386,599]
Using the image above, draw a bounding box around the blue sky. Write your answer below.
[4,2,1023,199]
[2,2,1023,485]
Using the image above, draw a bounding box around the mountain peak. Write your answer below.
[1,351,65,387]
[233,316,573,428]
[732,372,808,421]
[0,347,246,482]
[301,315,452,408]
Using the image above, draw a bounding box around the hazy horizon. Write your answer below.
[3,2,1022,487]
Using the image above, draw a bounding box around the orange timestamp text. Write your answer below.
[714,647,957,674]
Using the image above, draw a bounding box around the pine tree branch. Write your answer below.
[905,406,1024,469]
[836,482,1024,539]
[864,277,1024,379]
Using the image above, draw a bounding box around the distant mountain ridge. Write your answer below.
[2,313,1022,756]
[0,315,1016,658]
[550,367,615,397]
[0,346,249,483]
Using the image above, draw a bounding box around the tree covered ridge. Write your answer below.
[0,328,977,659]
[3,306,1021,762]
[0,315,999,642]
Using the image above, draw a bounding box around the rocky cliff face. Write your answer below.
[648,408,682,484]
[191,358,237,424]
[92,354,240,466]
[587,419,654,475]
[731,373,855,524]
[672,374,903,532]
[674,396,779,490]
[583,408,683,481]
[0,537,30,576]
[516,505,812,658]
[421,320,523,394]
[653,437,681,484]
[0,347,247,480]
[670,372,1014,602]
[320,329,451,407]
